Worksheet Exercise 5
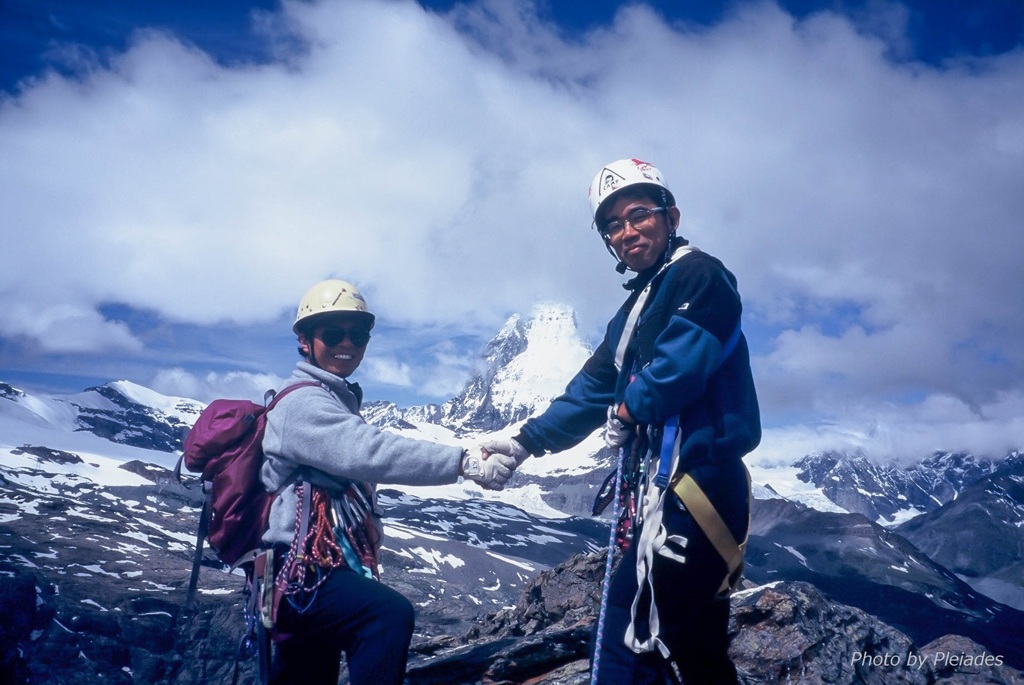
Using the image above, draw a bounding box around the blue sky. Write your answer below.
[1,0,1023,463]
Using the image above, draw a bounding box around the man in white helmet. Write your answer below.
[484,159,760,684]
[260,279,517,685]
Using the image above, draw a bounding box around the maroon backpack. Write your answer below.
[174,382,319,606]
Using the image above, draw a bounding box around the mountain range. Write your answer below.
[792,449,1004,524]
[1,303,1022,683]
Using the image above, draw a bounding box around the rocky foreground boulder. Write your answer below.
[5,551,1021,685]
[404,553,1024,685]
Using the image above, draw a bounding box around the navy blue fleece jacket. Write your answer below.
[514,246,760,471]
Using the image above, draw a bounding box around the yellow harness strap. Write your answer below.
[671,467,751,596]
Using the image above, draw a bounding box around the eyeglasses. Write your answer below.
[316,327,372,347]
[599,206,667,240]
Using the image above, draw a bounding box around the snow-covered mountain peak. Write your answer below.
[371,302,597,435]
[104,379,205,423]
[522,303,585,351]
[0,380,202,454]
[489,303,591,416]
[1,382,26,400]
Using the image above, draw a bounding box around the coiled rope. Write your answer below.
[275,484,346,609]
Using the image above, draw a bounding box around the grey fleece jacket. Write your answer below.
[261,362,465,548]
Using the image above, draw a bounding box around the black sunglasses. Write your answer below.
[317,327,372,347]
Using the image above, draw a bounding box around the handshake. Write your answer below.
[460,438,530,491]
[460,407,634,490]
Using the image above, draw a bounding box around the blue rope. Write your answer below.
[591,440,628,685]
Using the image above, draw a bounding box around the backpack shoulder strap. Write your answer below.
[265,380,323,411]
[184,486,212,610]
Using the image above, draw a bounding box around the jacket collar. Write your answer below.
[622,237,691,291]
[295,362,362,408]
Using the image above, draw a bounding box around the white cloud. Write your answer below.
[149,368,285,404]
[0,303,143,354]
[362,357,414,388]
[374,339,481,400]
[2,0,1023,458]
[752,390,1024,465]
[417,356,477,400]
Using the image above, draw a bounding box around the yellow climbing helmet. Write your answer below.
[293,279,375,334]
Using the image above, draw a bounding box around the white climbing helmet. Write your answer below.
[588,158,675,222]
[293,279,375,333]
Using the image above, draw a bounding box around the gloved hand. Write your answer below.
[603,405,634,448]
[479,438,530,466]
[461,449,517,490]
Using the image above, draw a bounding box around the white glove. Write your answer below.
[462,449,517,490]
[603,405,633,448]
[479,438,530,466]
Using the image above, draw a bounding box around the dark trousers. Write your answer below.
[594,583,734,685]
[592,461,747,684]
[270,566,414,685]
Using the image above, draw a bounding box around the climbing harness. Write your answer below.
[623,409,751,657]
[245,479,381,683]
[623,320,746,657]
[673,470,751,597]
[591,242,752,673]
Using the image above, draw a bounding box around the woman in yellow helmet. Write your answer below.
[261,279,516,685]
